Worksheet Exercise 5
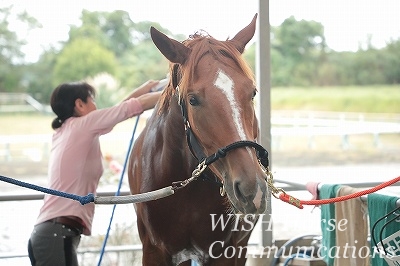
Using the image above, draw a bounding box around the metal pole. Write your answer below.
[247,1,273,264]
[257,0,273,253]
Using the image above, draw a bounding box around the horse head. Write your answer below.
[150,14,269,215]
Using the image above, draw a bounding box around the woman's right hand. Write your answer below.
[123,80,160,102]
[137,91,163,111]
[134,80,160,96]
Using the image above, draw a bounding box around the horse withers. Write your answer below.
[128,13,270,265]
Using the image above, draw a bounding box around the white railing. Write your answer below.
[271,110,400,134]
[0,132,137,162]
[270,111,400,150]
[1,111,399,161]
[0,93,51,113]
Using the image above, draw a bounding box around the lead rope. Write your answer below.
[264,167,400,209]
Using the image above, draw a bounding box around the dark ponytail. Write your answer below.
[50,82,96,129]
[51,117,63,129]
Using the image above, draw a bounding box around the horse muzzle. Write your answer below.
[223,170,269,215]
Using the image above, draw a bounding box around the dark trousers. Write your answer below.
[28,221,81,266]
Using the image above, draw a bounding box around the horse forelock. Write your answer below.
[157,34,255,114]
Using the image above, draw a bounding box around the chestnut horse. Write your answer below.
[128,14,270,265]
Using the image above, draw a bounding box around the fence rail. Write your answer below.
[1,111,399,161]
[0,93,50,113]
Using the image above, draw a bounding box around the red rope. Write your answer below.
[278,175,400,209]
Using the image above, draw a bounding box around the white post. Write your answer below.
[247,0,274,265]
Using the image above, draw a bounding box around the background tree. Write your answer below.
[68,10,135,58]
[52,38,117,86]
[63,10,177,91]
[351,48,386,85]
[275,16,326,61]
[23,47,58,102]
[0,6,40,92]
[85,73,125,108]
[271,16,327,86]
[68,10,178,59]
[382,39,400,84]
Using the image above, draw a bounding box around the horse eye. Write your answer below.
[252,90,257,100]
[189,96,199,106]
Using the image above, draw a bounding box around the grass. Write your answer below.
[0,113,149,135]
[0,113,53,135]
[271,85,400,113]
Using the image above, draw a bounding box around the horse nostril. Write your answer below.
[233,177,267,214]
[234,181,247,203]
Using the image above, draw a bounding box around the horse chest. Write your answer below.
[172,246,210,265]
[145,198,250,265]
[145,185,228,238]
[141,188,238,248]
[170,222,253,266]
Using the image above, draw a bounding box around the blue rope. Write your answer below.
[0,174,95,205]
[97,115,140,266]
[283,253,311,266]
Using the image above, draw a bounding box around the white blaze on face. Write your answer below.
[214,69,262,209]
[214,69,247,141]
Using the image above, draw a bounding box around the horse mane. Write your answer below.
[157,31,255,113]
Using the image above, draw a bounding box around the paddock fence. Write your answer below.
[1,111,399,162]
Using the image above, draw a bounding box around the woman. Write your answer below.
[28,80,162,266]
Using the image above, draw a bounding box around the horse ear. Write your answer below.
[150,26,191,65]
[230,13,258,54]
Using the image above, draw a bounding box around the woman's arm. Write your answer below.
[136,91,163,111]
[122,80,159,102]
[122,80,163,111]
[78,80,162,134]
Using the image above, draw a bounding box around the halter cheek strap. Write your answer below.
[176,85,208,162]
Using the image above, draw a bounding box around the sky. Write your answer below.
[3,0,400,62]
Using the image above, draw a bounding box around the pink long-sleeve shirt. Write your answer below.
[35,98,143,235]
